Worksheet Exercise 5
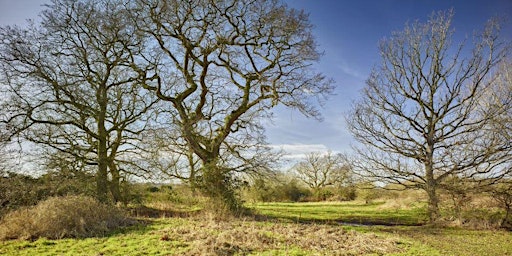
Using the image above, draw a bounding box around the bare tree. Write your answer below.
[142,112,282,195]
[141,124,201,186]
[485,60,512,228]
[0,0,158,202]
[294,151,350,198]
[130,0,333,209]
[346,10,511,222]
[485,59,512,157]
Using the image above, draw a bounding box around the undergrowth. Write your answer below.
[0,195,133,240]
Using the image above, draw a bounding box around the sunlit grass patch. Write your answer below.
[372,225,512,256]
[158,217,402,255]
[2,200,511,255]
[251,201,428,226]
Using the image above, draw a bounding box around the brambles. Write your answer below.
[0,195,133,240]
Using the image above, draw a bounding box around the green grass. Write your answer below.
[377,226,512,256]
[251,201,428,226]
[0,220,183,256]
[250,201,512,256]
[2,201,512,255]
[0,217,399,255]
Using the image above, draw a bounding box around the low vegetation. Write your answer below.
[0,171,510,255]
[0,196,132,240]
[252,201,428,226]
[2,199,512,255]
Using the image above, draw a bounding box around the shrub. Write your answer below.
[141,184,205,212]
[243,176,312,203]
[0,195,133,240]
[0,171,96,217]
[272,179,311,202]
[335,185,357,201]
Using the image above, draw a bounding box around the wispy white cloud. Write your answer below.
[337,61,366,80]
[270,143,330,160]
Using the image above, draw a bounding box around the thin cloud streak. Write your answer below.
[270,143,331,160]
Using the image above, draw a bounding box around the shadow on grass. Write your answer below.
[100,206,203,238]
[127,205,200,219]
[124,204,426,235]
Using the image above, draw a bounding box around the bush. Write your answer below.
[0,173,45,216]
[0,195,133,240]
[245,178,311,202]
[0,171,95,217]
[335,185,357,201]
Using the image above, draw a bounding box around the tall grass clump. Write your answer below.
[0,195,132,240]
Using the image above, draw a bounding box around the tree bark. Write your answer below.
[425,178,440,223]
[109,162,122,204]
[96,85,109,203]
[97,134,109,203]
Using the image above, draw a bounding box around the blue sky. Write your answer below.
[1,0,511,161]
[270,0,512,160]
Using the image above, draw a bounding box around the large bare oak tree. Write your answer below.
[130,0,333,209]
[347,11,511,222]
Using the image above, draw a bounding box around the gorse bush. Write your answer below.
[0,195,132,240]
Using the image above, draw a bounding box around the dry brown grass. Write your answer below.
[438,194,504,230]
[0,195,133,240]
[158,216,401,255]
[376,190,427,210]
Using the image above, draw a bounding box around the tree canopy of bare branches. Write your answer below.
[130,0,333,209]
[0,0,158,202]
[347,10,511,222]
[294,151,350,195]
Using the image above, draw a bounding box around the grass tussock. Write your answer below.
[0,195,133,240]
[160,218,401,255]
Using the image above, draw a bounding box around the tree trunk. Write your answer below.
[425,181,440,223]
[109,162,122,204]
[97,136,109,203]
[187,148,197,195]
[200,159,241,213]
[425,128,439,223]
[501,200,512,229]
[96,85,109,203]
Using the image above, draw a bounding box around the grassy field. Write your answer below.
[1,201,511,255]
[0,217,400,255]
[250,201,428,226]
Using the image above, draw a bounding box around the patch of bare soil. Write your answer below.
[159,218,402,255]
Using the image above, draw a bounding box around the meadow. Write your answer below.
[1,200,511,255]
